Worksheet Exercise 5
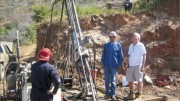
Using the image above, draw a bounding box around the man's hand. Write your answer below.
[122,65,128,72]
[141,66,146,72]
[122,67,127,72]
[48,90,55,95]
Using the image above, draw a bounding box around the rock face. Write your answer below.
[36,0,180,73]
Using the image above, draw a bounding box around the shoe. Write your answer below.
[126,92,135,100]
[111,95,116,100]
[104,95,109,99]
[135,93,142,99]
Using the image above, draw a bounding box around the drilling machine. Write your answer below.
[50,0,98,100]
[2,30,32,101]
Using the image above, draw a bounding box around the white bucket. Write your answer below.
[53,88,61,101]
[121,76,128,87]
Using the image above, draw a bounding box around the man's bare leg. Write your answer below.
[138,82,143,94]
[129,82,134,92]
[127,82,135,99]
[136,82,143,99]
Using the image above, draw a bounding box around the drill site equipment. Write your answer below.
[1,30,32,101]
[4,62,31,101]
[50,0,98,100]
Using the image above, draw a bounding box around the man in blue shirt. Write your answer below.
[30,48,61,101]
[101,31,124,100]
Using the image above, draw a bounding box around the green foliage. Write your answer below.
[53,10,60,16]
[32,6,50,22]
[32,5,61,23]
[23,24,37,45]
[132,0,158,12]
[76,5,120,16]
[0,21,18,36]
[5,21,18,30]
[0,27,9,36]
[75,0,159,16]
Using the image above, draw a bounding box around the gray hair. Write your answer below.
[133,32,141,40]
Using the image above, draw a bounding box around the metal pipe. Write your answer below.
[16,30,20,63]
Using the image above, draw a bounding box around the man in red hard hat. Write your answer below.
[30,48,61,101]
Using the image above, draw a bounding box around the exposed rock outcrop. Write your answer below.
[36,0,180,73]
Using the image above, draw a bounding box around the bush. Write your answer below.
[5,21,18,30]
[23,24,37,45]
[132,0,159,12]
[76,5,119,16]
[0,27,9,36]
[0,21,18,37]
[32,5,61,23]
[32,6,50,22]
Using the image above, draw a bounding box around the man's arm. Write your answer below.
[118,44,124,67]
[123,45,131,71]
[123,55,129,71]
[101,44,106,68]
[141,54,146,72]
[49,67,61,94]
[141,43,147,72]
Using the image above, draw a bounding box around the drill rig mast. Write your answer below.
[51,0,98,100]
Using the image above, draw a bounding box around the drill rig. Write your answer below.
[2,0,98,100]
[50,0,98,100]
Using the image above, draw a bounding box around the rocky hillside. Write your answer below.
[36,0,180,74]
[0,0,53,41]
[34,1,180,99]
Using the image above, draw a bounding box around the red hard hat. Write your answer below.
[37,48,52,61]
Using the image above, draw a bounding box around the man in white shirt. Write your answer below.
[125,32,146,100]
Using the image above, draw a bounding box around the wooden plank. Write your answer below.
[106,2,124,9]
[142,96,166,101]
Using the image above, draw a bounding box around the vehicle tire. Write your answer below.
[0,64,5,81]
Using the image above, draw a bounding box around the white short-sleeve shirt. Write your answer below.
[128,42,146,66]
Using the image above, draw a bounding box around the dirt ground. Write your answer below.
[19,44,180,101]
[95,75,180,101]
[1,44,179,101]
[20,44,37,62]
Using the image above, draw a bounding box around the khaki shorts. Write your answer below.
[126,65,143,82]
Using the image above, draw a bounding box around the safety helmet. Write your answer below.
[37,48,52,61]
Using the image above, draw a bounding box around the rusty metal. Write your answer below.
[156,75,172,86]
